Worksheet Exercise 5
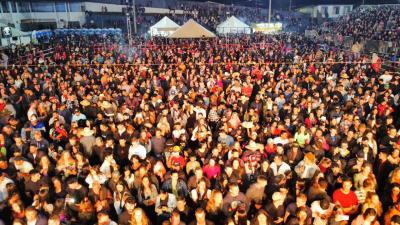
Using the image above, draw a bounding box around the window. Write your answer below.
[69,2,81,12]
[55,2,66,12]
[31,2,54,12]
[334,6,340,15]
[1,1,9,13]
[17,1,30,12]
[9,1,16,12]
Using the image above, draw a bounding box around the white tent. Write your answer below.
[169,19,216,38]
[216,16,252,34]
[149,16,181,37]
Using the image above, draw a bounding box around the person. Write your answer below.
[189,208,214,225]
[155,189,177,223]
[245,175,267,204]
[130,208,150,225]
[222,183,249,217]
[118,198,137,225]
[0,13,400,225]
[332,177,358,215]
[264,192,285,225]
[162,171,189,198]
[96,211,117,225]
[384,201,400,225]
[24,207,47,225]
[391,215,400,225]
[47,214,61,225]
[351,208,380,225]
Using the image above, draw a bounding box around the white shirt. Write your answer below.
[0,176,13,202]
[85,173,107,188]
[273,137,289,146]
[129,143,147,160]
[311,200,333,225]
[270,162,291,176]
[14,161,34,174]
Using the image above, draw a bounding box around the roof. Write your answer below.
[168,19,216,38]
[149,16,181,36]
[216,16,251,34]
[150,16,180,29]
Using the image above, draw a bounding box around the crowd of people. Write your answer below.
[0,24,399,225]
[322,5,400,42]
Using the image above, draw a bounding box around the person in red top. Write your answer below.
[333,177,358,215]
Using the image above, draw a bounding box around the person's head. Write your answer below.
[125,198,136,212]
[198,178,207,190]
[256,175,268,187]
[272,192,284,205]
[116,181,125,192]
[142,175,151,187]
[296,194,307,207]
[132,208,147,223]
[29,144,38,154]
[341,177,353,192]
[25,207,38,222]
[274,154,283,165]
[171,171,179,182]
[229,183,240,197]
[160,189,168,200]
[391,215,400,225]
[170,210,181,225]
[296,207,308,222]
[97,212,111,225]
[48,214,61,225]
[363,208,377,222]
[30,170,41,182]
[195,208,206,223]
[176,196,186,210]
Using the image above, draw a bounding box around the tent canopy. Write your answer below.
[169,19,216,38]
[149,16,180,37]
[216,16,251,34]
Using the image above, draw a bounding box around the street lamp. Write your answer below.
[268,0,272,24]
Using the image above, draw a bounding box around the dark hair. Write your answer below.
[363,208,377,219]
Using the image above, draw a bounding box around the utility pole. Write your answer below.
[132,0,137,34]
[126,0,132,46]
[268,0,272,24]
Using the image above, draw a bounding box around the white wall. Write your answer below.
[313,5,353,18]
[298,5,353,18]
[84,2,124,13]
[0,12,86,30]
[144,7,187,15]
[0,1,124,30]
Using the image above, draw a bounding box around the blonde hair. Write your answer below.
[206,190,223,213]
[130,208,149,225]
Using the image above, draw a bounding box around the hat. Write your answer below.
[241,121,254,129]
[101,101,112,109]
[104,108,115,117]
[246,141,259,151]
[272,192,284,201]
[341,73,349,79]
[80,99,91,106]
[172,146,181,152]
[81,127,94,137]
[165,139,174,147]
